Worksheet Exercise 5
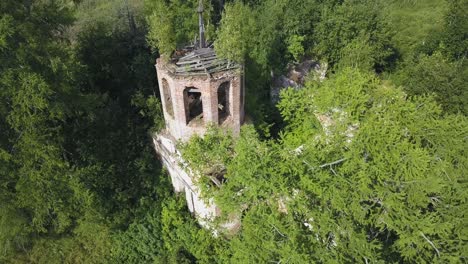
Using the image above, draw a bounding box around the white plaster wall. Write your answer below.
[153,133,218,226]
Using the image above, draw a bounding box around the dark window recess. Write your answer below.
[218,82,229,124]
[208,170,226,187]
[184,87,203,124]
[162,79,174,118]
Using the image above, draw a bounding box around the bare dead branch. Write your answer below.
[319,158,347,168]
[420,232,440,258]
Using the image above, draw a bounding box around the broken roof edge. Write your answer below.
[158,47,241,77]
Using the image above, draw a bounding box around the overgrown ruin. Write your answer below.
[152,0,245,231]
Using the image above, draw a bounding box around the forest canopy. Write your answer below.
[0,0,466,263]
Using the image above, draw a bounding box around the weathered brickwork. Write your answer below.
[155,58,244,141]
[153,55,244,232]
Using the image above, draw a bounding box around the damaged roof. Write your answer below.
[172,47,239,76]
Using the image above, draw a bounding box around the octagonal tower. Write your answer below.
[155,48,244,141]
[152,1,244,232]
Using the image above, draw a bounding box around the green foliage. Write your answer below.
[146,0,214,56]
[146,0,176,56]
[336,34,376,72]
[393,52,467,115]
[228,206,310,263]
[0,15,14,50]
[69,0,146,40]
[314,0,394,70]
[1,0,466,262]
[180,68,467,262]
[214,1,255,63]
[287,35,305,62]
[0,0,86,236]
[132,92,165,133]
[278,69,467,262]
[26,212,112,263]
[0,205,29,261]
[215,0,307,130]
[382,0,448,60]
[111,173,226,264]
[180,125,234,176]
[439,0,467,60]
[386,0,467,116]
[179,125,237,203]
[158,197,224,263]
[0,0,166,262]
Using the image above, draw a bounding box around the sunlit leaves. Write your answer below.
[147,0,214,56]
[181,68,467,262]
[214,1,255,63]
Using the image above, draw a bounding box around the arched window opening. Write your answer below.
[184,87,203,125]
[162,79,174,118]
[218,82,230,124]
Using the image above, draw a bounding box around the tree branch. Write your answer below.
[319,158,347,168]
[420,232,440,258]
[270,224,286,237]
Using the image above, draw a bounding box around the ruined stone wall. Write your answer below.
[153,132,219,222]
[153,58,244,233]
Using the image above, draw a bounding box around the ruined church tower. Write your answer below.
[152,1,244,229]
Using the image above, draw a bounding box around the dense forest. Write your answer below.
[0,0,466,263]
